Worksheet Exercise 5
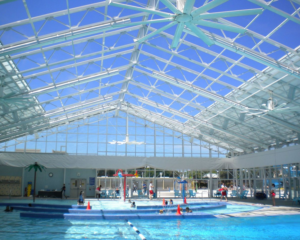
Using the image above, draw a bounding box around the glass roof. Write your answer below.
[0,0,299,154]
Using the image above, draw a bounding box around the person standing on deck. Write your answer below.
[149,181,154,200]
[143,182,147,195]
[61,184,66,199]
[271,184,276,206]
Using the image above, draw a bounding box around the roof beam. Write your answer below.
[0,96,114,132]
[116,0,157,116]
[0,114,114,150]
[3,69,119,99]
[183,27,300,80]
[20,48,134,76]
[130,93,267,147]
[9,26,141,60]
[248,0,300,26]
[122,103,250,152]
[140,47,241,87]
[0,0,126,30]
[0,101,118,142]
[129,75,285,140]
[152,71,300,133]
[0,82,127,118]
[110,2,173,18]
[0,13,145,57]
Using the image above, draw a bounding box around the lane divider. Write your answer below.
[126,220,146,240]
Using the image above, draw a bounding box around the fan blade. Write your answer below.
[171,22,184,48]
[261,103,267,109]
[111,18,173,28]
[2,98,31,102]
[191,0,228,17]
[160,0,182,14]
[192,20,246,34]
[186,23,214,46]
[183,0,196,14]
[110,2,173,18]
[135,22,177,43]
[246,112,262,116]
[276,103,287,109]
[272,106,300,112]
[196,8,263,20]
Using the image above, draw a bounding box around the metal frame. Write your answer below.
[0,0,300,155]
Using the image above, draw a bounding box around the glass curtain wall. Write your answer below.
[0,112,227,158]
[96,163,300,200]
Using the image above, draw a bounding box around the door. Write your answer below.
[70,179,87,198]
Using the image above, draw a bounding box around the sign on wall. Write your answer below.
[89,177,95,186]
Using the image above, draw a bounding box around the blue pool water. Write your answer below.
[1,209,300,239]
[0,199,260,213]
[1,199,299,239]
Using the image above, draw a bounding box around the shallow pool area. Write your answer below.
[1,199,299,239]
[129,215,300,239]
[0,198,261,215]
[1,206,300,239]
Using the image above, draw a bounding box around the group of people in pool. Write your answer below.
[159,206,192,214]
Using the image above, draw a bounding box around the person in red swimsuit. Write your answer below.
[271,184,276,206]
[220,186,228,202]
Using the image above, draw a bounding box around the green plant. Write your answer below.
[25,162,46,203]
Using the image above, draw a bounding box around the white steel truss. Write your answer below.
[0,0,299,155]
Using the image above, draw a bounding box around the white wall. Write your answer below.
[0,144,299,171]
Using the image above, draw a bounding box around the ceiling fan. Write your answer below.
[242,91,300,116]
[110,0,263,48]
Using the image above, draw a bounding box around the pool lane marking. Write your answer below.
[126,220,146,240]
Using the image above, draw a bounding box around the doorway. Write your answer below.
[70,178,87,198]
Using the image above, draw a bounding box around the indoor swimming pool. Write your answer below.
[1,199,298,239]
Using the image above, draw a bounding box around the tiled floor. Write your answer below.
[215,199,300,218]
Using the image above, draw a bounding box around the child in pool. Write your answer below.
[77,191,84,205]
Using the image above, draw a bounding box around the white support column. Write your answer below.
[22,167,25,197]
[209,170,212,198]
[95,169,97,198]
[239,168,243,195]
[63,168,66,184]
[154,128,156,157]
[288,164,291,200]
[182,135,184,157]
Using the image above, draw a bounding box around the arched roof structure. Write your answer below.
[0,0,300,158]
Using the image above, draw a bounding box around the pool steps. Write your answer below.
[0,203,89,209]
[13,203,225,214]
[16,202,225,220]
[20,212,218,220]
[0,201,226,220]
[136,202,225,209]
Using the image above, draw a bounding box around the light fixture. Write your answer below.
[241,91,300,116]
[109,110,145,145]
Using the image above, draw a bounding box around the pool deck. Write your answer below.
[215,199,300,218]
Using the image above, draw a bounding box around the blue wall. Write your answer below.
[0,166,22,176]
[0,166,96,197]
[24,168,64,194]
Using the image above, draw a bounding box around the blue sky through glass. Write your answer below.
[0,0,299,154]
